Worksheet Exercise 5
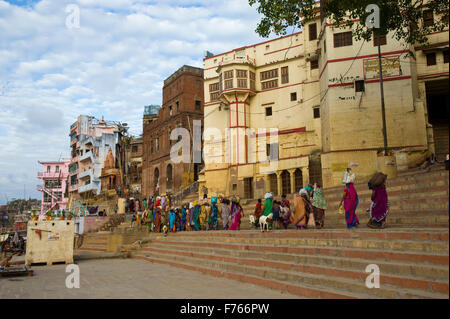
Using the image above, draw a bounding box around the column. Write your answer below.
[276,171,282,197]
[288,169,296,194]
[301,167,310,188]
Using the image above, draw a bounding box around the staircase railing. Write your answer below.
[172,181,199,205]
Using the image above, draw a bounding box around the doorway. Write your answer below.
[244,177,253,199]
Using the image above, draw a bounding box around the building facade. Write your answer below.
[201,8,448,199]
[142,65,204,197]
[37,159,70,214]
[68,115,124,201]
[125,136,143,195]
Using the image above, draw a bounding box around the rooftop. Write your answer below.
[164,65,203,86]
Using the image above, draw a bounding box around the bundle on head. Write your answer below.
[369,172,387,187]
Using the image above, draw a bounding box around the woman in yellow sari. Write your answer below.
[293,189,310,230]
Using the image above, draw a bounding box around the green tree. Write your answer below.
[249,0,449,45]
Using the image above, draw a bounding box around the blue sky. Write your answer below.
[0,0,276,204]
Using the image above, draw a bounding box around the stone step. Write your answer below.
[142,243,448,281]
[133,252,448,299]
[153,234,449,254]
[147,235,449,266]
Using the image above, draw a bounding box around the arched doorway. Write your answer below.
[269,173,277,195]
[166,164,173,192]
[294,168,303,193]
[281,170,291,195]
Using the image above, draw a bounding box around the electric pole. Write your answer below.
[377,35,388,150]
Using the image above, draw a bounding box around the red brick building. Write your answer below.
[142,65,204,197]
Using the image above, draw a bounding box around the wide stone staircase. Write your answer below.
[238,164,449,230]
[131,228,448,298]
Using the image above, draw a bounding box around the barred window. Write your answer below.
[261,79,278,90]
[281,66,289,84]
[373,32,387,46]
[311,60,319,70]
[334,31,353,48]
[210,92,220,101]
[237,79,247,88]
[236,70,247,78]
[260,69,278,81]
[224,70,234,79]
[209,82,219,92]
[309,23,317,41]
[224,79,233,90]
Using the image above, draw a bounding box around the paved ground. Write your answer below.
[0,258,300,299]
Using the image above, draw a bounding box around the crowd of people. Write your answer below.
[125,168,391,233]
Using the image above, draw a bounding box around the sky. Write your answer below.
[0,0,280,204]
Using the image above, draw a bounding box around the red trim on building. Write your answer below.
[203,31,303,61]
[260,81,319,93]
[251,127,307,138]
[264,44,303,56]
[321,144,425,155]
[418,72,449,79]
[328,75,411,88]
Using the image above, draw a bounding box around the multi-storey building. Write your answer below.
[37,159,70,214]
[125,136,143,194]
[201,7,448,199]
[142,65,204,197]
[68,115,124,201]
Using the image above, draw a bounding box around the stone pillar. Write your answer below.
[288,169,296,194]
[276,171,282,197]
[301,167,310,188]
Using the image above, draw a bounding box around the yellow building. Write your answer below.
[201,11,448,199]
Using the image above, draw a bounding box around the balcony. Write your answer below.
[78,182,98,194]
[37,172,62,179]
[80,151,94,163]
[78,169,93,180]
[218,54,256,68]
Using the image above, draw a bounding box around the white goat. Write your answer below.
[249,214,256,225]
[259,213,273,232]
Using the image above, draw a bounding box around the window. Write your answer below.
[132,145,138,153]
[334,31,353,48]
[249,71,256,90]
[311,60,319,70]
[281,66,289,84]
[265,107,272,116]
[224,70,233,79]
[261,79,278,90]
[237,79,247,88]
[176,101,179,112]
[150,140,154,154]
[355,80,365,92]
[444,50,449,64]
[291,92,297,101]
[210,82,219,101]
[313,107,320,119]
[266,143,278,160]
[423,10,434,27]
[309,23,317,41]
[55,166,59,173]
[224,79,233,89]
[46,166,50,173]
[156,138,159,151]
[426,53,437,66]
[236,70,247,78]
[324,39,326,53]
[260,69,278,81]
[373,32,387,46]
[169,105,173,116]
[195,100,201,110]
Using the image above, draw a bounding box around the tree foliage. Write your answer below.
[248,0,449,45]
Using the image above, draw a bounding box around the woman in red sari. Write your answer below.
[339,172,360,229]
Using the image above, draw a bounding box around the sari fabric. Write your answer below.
[344,183,360,228]
[369,186,389,225]
[181,208,186,230]
[229,209,242,230]
[263,198,273,217]
[222,204,231,230]
[193,206,201,231]
[210,204,218,230]
[169,211,176,231]
[153,210,161,232]
[293,195,308,229]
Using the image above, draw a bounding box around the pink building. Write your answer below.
[37,159,70,214]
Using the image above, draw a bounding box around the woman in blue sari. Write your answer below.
[339,171,360,229]
[209,197,219,230]
[180,206,187,231]
[192,201,201,231]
